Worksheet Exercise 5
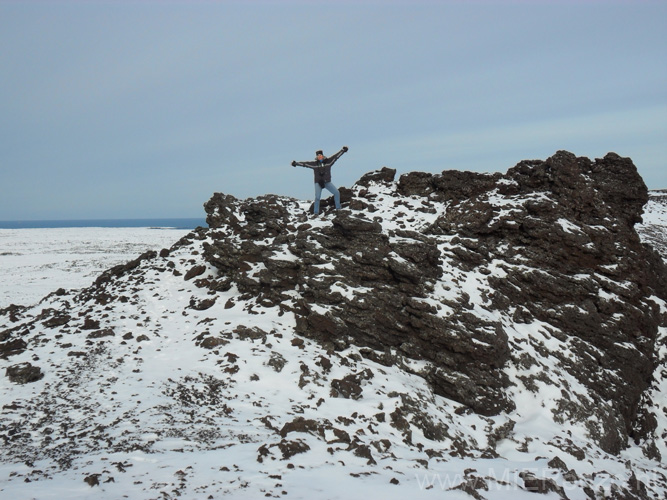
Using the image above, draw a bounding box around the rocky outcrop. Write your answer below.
[200,151,665,453]
[421,151,662,453]
[1,150,665,499]
[201,177,513,416]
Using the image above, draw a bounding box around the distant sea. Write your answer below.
[0,218,207,229]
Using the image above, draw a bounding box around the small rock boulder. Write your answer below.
[6,362,44,384]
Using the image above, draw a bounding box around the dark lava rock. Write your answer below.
[84,474,100,487]
[355,167,396,187]
[6,362,44,384]
[184,265,207,281]
[2,150,660,472]
[41,313,71,329]
[87,328,115,339]
[330,369,374,400]
[279,417,327,438]
[199,150,666,453]
[95,250,157,285]
[81,318,100,330]
[0,304,26,323]
[0,334,27,359]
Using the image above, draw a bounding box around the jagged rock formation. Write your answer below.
[1,151,666,499]
[201,151,665,455]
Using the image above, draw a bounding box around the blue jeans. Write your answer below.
[314,182,340,214]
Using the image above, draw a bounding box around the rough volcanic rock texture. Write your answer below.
[201,151,665,454]
[2,151,666,499]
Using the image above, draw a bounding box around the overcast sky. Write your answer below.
[1,0,665,220]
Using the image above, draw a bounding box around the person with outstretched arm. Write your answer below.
[292,146,348,215]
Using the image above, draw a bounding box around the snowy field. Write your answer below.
[0,227,190,309]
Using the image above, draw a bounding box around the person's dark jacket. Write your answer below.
[292,147,347,186]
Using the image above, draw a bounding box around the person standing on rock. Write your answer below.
[292,147,348,215]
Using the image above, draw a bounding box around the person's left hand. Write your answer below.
[343,146,348,152]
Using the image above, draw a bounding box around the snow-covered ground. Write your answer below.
[0,187,665,500]
[638,190,667,258]
[0,227,190,309]
[2,228,639,500]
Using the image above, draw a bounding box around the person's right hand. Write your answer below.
[291,161,296,167]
